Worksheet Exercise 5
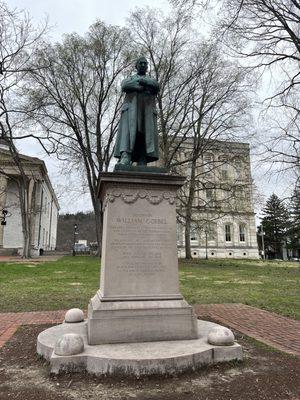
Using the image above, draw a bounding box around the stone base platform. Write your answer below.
[37,320,242,376]
[88,296,198,344]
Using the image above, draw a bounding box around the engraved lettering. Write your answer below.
[108,211,174,277]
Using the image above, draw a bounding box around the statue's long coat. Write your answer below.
[114,74,159,163]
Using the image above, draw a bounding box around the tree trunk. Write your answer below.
[18,182,31,258]
[22,227,31,258]
[184,158,197,260]
[185,216,192,259]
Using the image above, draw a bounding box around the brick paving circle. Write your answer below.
[194,304,300,356]
[0,304,299,356]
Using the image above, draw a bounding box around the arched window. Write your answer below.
[206,188,213,200]
[221,163,228,180]
[218,156,229,180]
[190,224,198,242]
[225,224,232,242]
[235,158,244,179]
[235,186,245,199]
[206,223,217,241]
[239,224,246,242]
[203,153,213,173]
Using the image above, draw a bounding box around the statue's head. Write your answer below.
[135,56,148,75]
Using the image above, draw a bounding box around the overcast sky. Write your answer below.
[8,0,289,217]
[9,0,170,213]
[10,0,170,40]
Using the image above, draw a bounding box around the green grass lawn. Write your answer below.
[0,256,100,313]
[179,258,299,320]
[0,256,299,319]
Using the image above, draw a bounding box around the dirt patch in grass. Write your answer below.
[0,324,299,400]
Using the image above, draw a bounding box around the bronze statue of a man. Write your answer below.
[114,57,160,166]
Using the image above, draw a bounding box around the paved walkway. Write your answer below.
[0,310,68,348]
[0,255,64,263]
[194,303,300,356]
[0,304,299,356]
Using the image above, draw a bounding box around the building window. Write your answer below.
[239,224,246,242]
[235,159,243,179]
[207,223,216,241]
[236,187,244,198]
[184,151,191,160]
[190,224,198,241]
[221,165,228,180]
[206,188,213,200]
[203,154,213,174]
[225,224,231,242]
[219,157,229,180]
[236,186,248,203]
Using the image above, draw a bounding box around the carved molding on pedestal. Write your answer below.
[103,189,175,210]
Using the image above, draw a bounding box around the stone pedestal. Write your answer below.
[88,172,198,344]
[37,171,243,376]
[37,320,243,376]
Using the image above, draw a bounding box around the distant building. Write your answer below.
[173,139,259,259]
[0,141,59,256]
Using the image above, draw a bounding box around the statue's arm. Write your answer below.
[139,77,160,95]
[121,77,142,93]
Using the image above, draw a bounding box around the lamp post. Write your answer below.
[73,223,78,256]
[204,228,208,260]
[260,224,265,260]
[257,224,266,260]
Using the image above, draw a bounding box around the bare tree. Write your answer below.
[169,0,300,187]
[218,0,300,183]
[26,21,133,254]
[174,44,251,258]
[219,0,300,90]
[0,2,47,257]
[128,8,252,258]
[257,94,300,182]
[169,0,209,10]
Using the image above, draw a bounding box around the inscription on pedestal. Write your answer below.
[110,214,173,276]
[100,193,181,300]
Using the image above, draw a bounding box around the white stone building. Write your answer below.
[0,144,59,256]
[174,140,259,259]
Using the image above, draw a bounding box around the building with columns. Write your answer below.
[0,143,59,256]
[173,139,259,259]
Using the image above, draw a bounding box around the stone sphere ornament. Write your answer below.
[207,326,235,346]
[64,308,84,323]
[54,333,84,356]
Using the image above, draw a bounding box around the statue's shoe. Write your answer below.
[119,152,132,166]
